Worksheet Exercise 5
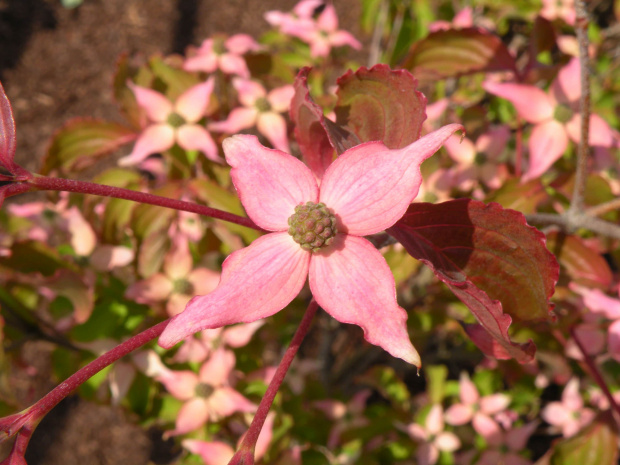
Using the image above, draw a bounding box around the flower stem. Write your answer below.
[26,175,262,231]
[2,319,169,440]
[570,327,620,418]
[230,300,319,463]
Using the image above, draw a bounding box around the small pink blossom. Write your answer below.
[445,373,511,442]
[313,390,371,448]
[541,378,595,437]
[484,58,615,181]
[183,34,260,78]
[173,321,264,364]
[443,125,510,192]
[158,348,256,436]
[428,7,474,32]
[120,79,219,166]
[159,124,463,366]
[475,421,538,465]
[540,0,576,25]
[266,2,362,57]
[209,78,294,153]
[125,236,220,317]
[406,404,461,465]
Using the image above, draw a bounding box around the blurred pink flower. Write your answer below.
[266,2,361,57]
[158,348,256,436]
[183,34,260,78]
[209,78,294,153]
[406,404,461,465]
[160,125,463,366]
[125,236,220,317]
[540,0,576,25]
[445,373,511,442]
[313,390,371,448]
[120,79,219,166]
[541,378,595,437]
[173,321,264,364]
[443,125,510,192]
[475,421,538,465]
[428,7,473,32]
[484,58,615,181]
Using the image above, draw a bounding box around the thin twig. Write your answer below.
[527,212,620,240]
[571,327,620,419]
[586,197,620,218]
[567,0,591,220]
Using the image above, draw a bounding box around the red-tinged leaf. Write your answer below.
[0,82,30,180]
[402,28,517,82]
[545,231,613,289]
[334,64,427,148]
[290,67,336,180]
[389,199,559,363]
[462,323,531,360]
[42,118,136,175]
[535,413,618,465]
[487,178,547,214]
[45,269,95,324]
[0,81,17,174]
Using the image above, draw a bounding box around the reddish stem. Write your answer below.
[570,327,620,419]
[26,175,262,231]
[230,300,319,463]
[4,319,169,441]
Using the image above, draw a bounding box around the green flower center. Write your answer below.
[212,37,226,55]
[173,278,194,295]
[255,97,271,113]
[553,104,573,124]
[474,152,487,166]
[167,112,186,128]
[195,383,215,398]
[287,201,337,253]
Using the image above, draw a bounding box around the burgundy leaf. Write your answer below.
[290,68,334,179]
[389,199,558,363]
[0,81,17,174]
[0,82,29,180]
[335,64,427,148]
[402,28,517,82]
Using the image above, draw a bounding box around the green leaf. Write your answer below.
[402,28,517,82]
[536,414,619,465]
[42,118,135,175]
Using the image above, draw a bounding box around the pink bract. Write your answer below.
[119,79,219,166]
[159,124,463,367]
[483,58,615,181]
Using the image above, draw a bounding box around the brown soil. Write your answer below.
[0,0,364,464]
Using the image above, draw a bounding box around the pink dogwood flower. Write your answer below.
[183,34,260,78]
[484,58,615,181]
[209,79,294,153]
[159,124,463,366]
[541,378,595,437]
[444,373,511,440]
[406,404,461,465]
[266,2,362,57]
[443,126,510,192]
[158,348,256,436]
[119,79,219,166]
[465,421,538,465]
[540,0,576,25]
[125,235,220,317]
